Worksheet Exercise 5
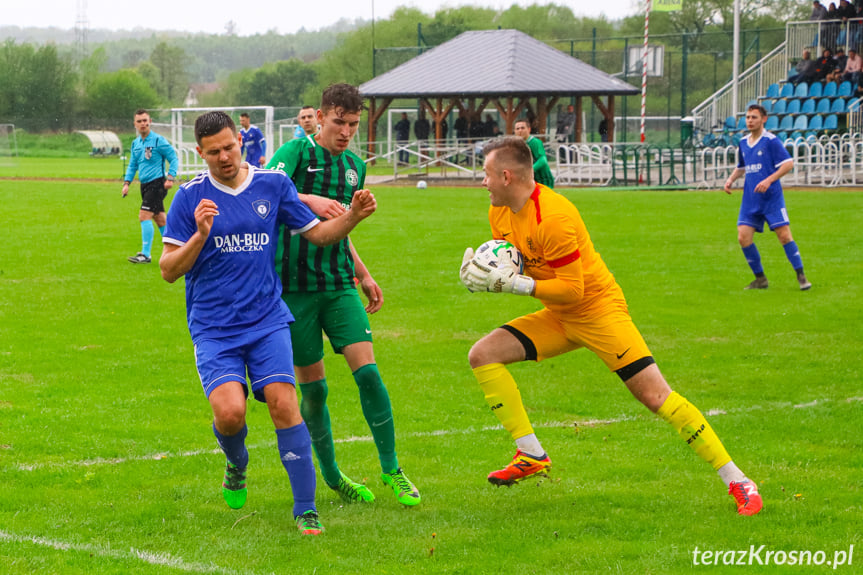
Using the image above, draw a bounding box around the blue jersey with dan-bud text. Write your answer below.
[240,125,267,166]
[736,131,792,214]
[163,165,318,342]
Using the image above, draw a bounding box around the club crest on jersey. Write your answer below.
[252,200,271,219]
[346,169,359,187]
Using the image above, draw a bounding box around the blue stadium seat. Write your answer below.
[809,82,823,98]
[831,97,847,113]
[762,99,773,113]
[808,114,824,131]
[793,115,808,131]
[725,116,736,130]
[779,115,795,131]
[824,81,838,97]
[746,99,758,108]
[780,83,795,98]
[786,99,801,115]
[805,132,818,142]
[736,116,747,130]
[766,83,780,99]
[824,114,839,130]
[794,82,809,98]
[790,131,805,142]
[776,131,788,141]
[765,116,779,131]
[838,81,853,97]
[801,98,816,114]
[773,99,787,115]
[816,97,832,114]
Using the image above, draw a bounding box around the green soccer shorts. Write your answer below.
[283,289,372,367]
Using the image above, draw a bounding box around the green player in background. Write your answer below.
[267,84,421,506]
[514,119,555,189]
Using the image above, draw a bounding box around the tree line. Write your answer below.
[0,1,807,133]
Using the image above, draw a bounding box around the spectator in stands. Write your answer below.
[843,48,862,83]
[839,0,856,17]
[394,112,411,165]
[834,47,848,73]
[556,105,576,143]
[788,49,817,84]
[825,67,843,84]
[454,110,468,142]
[811,0,828,19]
[414,110,430,144]
[814,48,837,81]
[432,118,448,142]
[484,114,499,138]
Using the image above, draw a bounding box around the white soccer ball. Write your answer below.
[416,180,428,189]
[473,239,523,273]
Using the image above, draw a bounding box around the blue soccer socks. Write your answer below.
[140,220,155,258]
[276,423,317,518]
[741,244,764,276]
[213,423,249,469]
[783,240,804,271]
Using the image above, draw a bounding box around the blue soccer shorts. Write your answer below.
[738,204,790,232]
[193,326,296,403]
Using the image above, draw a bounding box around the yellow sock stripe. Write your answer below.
[657,391,732,471]
[472,363,535,440]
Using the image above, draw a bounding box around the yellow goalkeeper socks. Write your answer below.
[473,363,535,441]
[657,391,732,471]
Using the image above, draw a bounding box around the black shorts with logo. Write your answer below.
[140,178,168,214]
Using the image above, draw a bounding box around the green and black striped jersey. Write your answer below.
[267,135,366,293]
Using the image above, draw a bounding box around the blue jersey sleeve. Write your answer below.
[164,186,197,244]
[125,140,140,182]
[768,136,791,167]
[277,175,317,231]
[737,142,745,169]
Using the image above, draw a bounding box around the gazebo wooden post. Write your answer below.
[536,96,559,140]
[607,96,615,143]
[366,96,392,166]
[575,97,583,143]
[591,95,614,143]
[367,97,376,165]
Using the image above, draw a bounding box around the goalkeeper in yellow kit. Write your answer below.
[459,136,762,516]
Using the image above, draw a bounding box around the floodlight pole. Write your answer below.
[732,0,741,116]
[640,0,651,144]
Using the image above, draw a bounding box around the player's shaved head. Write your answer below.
[320,83,364,117]
[482,136,533,181]
[194,111,237,144]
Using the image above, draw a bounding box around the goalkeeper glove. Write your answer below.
[459,247,535,296]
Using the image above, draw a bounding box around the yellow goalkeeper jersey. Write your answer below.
[488,183,623,316]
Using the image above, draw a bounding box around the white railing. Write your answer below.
[692,42,788,135]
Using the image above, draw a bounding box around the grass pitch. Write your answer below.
[0,163,861,574]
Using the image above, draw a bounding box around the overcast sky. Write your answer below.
[8,1,641,36]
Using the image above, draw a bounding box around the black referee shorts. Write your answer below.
[140,178,168,214]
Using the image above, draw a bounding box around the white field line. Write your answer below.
[0,529,234,574]
[15,396,862,473]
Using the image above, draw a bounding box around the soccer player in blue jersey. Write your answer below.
[239,113,267,167]
[724,105,812,290]
[122,109,179,264]
[159,111,376,536]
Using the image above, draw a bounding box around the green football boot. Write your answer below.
[221,461,247,509]
[381,468,421,506]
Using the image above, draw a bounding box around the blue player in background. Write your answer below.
[239,113,267,167]
[122,109,178,264]
[724,104,812,291]
[159,111,377,536]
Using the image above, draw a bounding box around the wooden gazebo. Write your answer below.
[359,29,639,155]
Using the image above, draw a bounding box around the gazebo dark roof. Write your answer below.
[360,29,638,98]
